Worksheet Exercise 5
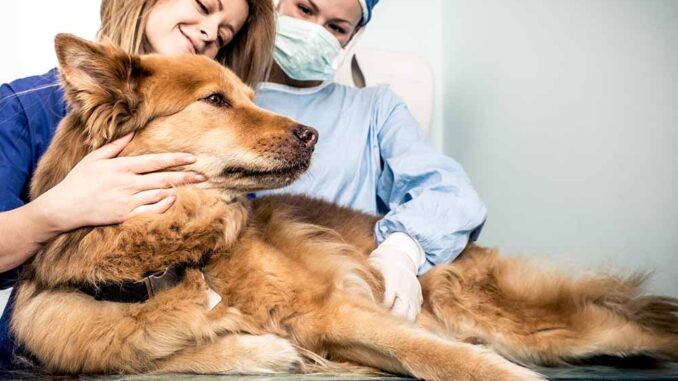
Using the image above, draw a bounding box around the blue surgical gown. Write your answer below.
[254,82,488,274]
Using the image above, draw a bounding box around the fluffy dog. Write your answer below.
[10,34,678,380]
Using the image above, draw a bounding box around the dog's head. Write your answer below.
[55,33,317,193]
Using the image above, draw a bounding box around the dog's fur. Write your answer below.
[10,35,678,380]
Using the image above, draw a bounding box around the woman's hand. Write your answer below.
[369,242,423,322]
[32,133,205,233]
[0,133,206,273]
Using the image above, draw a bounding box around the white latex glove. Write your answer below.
[369,233,425,322]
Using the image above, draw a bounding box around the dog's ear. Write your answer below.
[55,33,151,149]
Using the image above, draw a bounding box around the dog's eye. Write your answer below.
[203,93,230,108]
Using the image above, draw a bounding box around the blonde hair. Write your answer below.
[97,0,275,86]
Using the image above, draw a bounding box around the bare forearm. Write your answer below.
[0,197,60,273]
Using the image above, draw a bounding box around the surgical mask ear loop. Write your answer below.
[331,27,366,72]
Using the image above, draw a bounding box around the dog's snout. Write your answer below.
[293,125,318,148]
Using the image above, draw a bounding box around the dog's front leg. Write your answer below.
[316,301,545,381]
[12,270,255,374]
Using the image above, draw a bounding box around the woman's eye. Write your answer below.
[203,93,230,108]
[195,0,209,14]
[217,35,225,47]
[329,24,346,34]
[298,4,312,16]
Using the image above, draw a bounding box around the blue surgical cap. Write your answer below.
[358,0,379,25]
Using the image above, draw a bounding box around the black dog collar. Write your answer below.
[78,265,187,304]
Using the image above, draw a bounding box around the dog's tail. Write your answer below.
[590,271,678,335]
[420,246,678,366]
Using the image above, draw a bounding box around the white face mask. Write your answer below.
[273,15,342,81]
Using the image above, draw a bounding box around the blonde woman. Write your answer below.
[0,0,275,367]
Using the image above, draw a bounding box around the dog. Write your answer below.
[10,34,678,380]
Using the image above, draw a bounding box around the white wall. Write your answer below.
[0,1,101,83]
[443,0,678,296]
[357,0,445,150]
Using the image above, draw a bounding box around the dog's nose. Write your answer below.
[293,125,319,148]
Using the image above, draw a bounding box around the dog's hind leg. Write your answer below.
[305,301,545,381]
[154,334,303,374]
[420,246,678,366]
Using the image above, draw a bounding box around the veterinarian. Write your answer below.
[0,0,276,368]
[255,0,488,322]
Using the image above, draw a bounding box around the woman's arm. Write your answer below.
[0,196,60,273]
[365,88,486,321]
[374,88,488,273]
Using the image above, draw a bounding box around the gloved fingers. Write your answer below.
[391,295,409,318]
[415,291,423,312]
[383,287,397,310]
[412,283,424,309]
[406,303,418,322]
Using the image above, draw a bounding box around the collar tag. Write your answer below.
[201,273,222,310]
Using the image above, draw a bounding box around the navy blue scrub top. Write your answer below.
[0,69,66,367]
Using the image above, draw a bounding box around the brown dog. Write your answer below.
[10,34,678,380]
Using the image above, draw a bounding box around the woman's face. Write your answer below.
[277,0,362,47]
[145,0,249,59]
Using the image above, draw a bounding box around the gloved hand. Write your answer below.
[368,233,425,322]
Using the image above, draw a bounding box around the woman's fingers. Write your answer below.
[128,195,176,218]
[60,139,204,225]
[83,133,135,162]
[135,171,206,190]
[117,152,197,174]
[132,188,176,207]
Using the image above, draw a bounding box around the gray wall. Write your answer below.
[442,0,678,296]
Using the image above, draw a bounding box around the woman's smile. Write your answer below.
[178,25,198,54]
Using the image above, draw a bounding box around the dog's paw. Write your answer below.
[425,344,546,381]
[471,350,546,381]
[487,363,546,381]
[230,334,303,374]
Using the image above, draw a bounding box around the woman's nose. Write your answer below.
[199,19,218,42]
[200,27,214,41]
